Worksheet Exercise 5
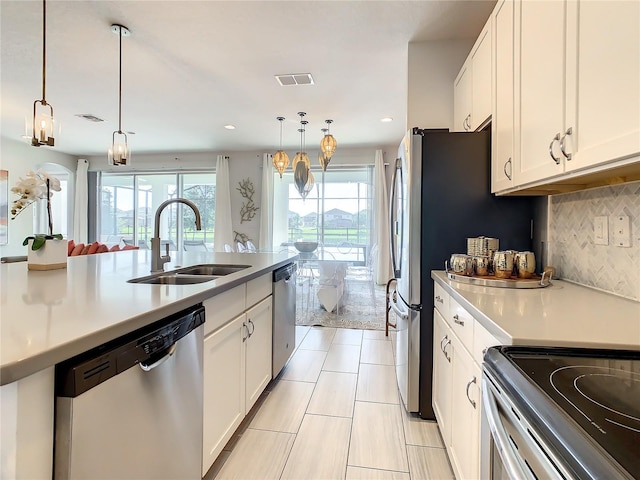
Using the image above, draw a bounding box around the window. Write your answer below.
[273,167,373,264]
[98,172,215,250]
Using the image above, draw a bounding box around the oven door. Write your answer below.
[481,371,574,480]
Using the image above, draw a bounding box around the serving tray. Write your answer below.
[446,270,552,289]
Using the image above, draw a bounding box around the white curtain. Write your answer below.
[214,155,233,252]
[373,150,390,284]
[259,153,274,251]
[73,158,89,243]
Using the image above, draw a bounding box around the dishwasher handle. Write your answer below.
[139,344,177,372]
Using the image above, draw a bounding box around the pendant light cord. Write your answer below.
[41,0,46,102]
[118,26,123,134]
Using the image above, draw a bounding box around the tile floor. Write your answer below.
[205,326,455,480]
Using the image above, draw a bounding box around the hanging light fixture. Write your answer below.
[293,113,312,198]
[273,117,290,178]
[292,113,311,171]
[319,119,337,169]
[31,0,55,147]
[108,24,131,166]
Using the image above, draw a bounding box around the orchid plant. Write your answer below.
[11,170,62,250]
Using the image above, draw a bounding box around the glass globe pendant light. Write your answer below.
[273,117,289,178]
[319,119,337,169]
[108,24,131,166]
[31,0,55,147]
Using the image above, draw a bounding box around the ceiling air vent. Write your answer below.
[75,114,104,122]
[275,73,314,86]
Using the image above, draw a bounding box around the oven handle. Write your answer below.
[481,377,529,480]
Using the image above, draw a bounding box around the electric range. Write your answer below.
[482,346,640,480]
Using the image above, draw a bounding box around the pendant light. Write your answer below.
[319,119,337,169]
[292,112,311,170]
[273,117,290,178]
[108,24,131,166]
[31,0,55,147]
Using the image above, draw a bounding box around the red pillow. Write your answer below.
[80,245,91,255]
[70,243,85,256]
[67,240,75,256]
[109,245,121,252]
[122,245,139,250]
[96,244,109,254]
[87,241,101,254]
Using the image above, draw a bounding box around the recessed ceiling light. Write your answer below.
[224,125,236,130]
[380,117,393,123]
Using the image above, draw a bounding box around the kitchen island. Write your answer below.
[0,249,296,479]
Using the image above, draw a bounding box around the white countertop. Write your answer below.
[431,271,640,349]
[0,250,296,385]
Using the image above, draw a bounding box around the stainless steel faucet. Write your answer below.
[151,198,202,272]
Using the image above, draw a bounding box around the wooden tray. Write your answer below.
[446,271,552,289]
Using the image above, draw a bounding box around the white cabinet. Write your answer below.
[491,0,516,192]
[495,0,640,193]
[432,308,453,447]
[202,315,246,475]
[244,297,273,413]
[454,17,492,132]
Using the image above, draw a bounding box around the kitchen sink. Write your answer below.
[174,264,251,276]
[128,274,217,285]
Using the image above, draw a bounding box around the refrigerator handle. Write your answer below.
[389,158,401,277]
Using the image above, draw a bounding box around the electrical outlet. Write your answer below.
[613,215,631,247]
[594,216,608,245]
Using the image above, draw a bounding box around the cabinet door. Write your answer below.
[471,20,492,131]
[492,0,515,193]
[454,63,472,132]
[245,296,273,413]
[516,0,565,184]
[202,314,246,476]
[564,0,640,172]
[432,309,453,447]
[449,336,481,480]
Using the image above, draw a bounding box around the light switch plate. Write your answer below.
[613,215,631,247]
[594,216,608,245]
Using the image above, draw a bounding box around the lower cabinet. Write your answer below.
[202,295,273,476]
[432,309,453,447]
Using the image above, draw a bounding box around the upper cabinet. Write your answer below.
[492,0,640,194]
[454,18,492,132]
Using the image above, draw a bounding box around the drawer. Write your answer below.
[202,284,246,336]
[473,322,500,366]
[246,272,272,308]
[434,282,450,316]
[448,296,474,353]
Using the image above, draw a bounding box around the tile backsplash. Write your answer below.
[549,180,640,301]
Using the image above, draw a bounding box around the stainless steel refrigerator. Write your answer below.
[389,128,534,419]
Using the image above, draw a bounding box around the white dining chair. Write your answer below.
[237,242,247,253]
[224,243,235,252]
[245,240,257,253]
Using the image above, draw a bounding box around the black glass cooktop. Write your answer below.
[505,347,640,479]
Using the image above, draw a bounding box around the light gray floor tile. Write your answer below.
[348,401,409,472]
[356,363,399,404]
[281,414,352,480]
[346,466,410,480]
[249,380,314,433]
[213,428,295,480]
[299,326,337,351]
[364,330,391,341]
[361,338,394,365]
[307,371,357,417]
[280,348,327,382]
[295,325,311,349]
[402,410,445,448]
[323,343,361,373]
[406,445,454,480]
[332,328,364,345]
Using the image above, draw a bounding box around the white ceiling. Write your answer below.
[1,0,495,157]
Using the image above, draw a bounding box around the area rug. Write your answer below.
[295,279,388,330]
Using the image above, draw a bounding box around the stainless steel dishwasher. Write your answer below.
[54,305,205,479]
[272,263,296,377]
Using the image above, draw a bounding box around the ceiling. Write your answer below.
[1,0,495,157]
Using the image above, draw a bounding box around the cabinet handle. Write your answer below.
[549,133,561,165]
[435,295,443,304]
[560,127,572,160]
[440,335,448,353]
[453,314,464,326]
[503,157,512,180]
[247,319,255,337]
[242,322,249,342]
[466,376,477,408]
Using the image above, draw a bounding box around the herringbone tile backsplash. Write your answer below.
[549,180,640,301]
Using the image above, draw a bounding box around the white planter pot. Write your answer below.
[27,238,68,271]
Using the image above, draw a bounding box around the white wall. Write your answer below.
[0,138,77,257]
[407,40,473,131]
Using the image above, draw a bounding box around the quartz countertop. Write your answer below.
[431,271,640,349]
[0,250,297,385]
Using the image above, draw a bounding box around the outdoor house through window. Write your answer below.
[273,166,373,264]
[98,172,216,250]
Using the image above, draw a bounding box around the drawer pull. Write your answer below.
[453,314,465,326]
[435,295,443,303]
[440,335,451,362]
[466,376,477,408]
